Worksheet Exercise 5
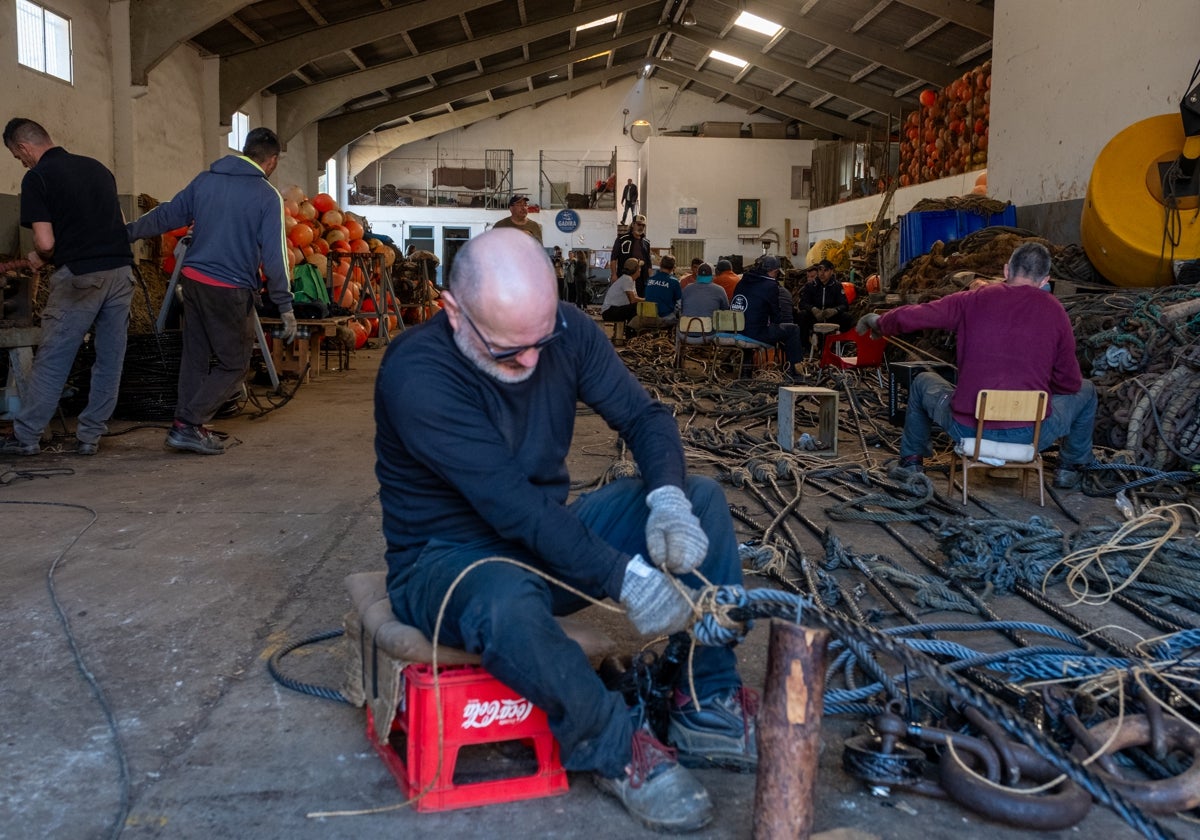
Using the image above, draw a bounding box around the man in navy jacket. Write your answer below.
[730,255,804,378]
[375,228,756,832]
[128,128,295,455]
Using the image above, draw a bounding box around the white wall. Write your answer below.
[643,136,815,264]
[1,0,116,194]
[132,44,206,202]
[803,0,1200,254]
[989,0,1199,206]
[358,205,625,260]
[0,2,323,220]
[348,78,762,198]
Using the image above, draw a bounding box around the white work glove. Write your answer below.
[856,312,881,338]
[620,555,695,637]
[645,485,709,574]
[280,310,298,344]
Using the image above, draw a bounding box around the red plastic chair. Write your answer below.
[819,328,888,385]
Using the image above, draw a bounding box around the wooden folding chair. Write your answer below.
[952,389,1048,506]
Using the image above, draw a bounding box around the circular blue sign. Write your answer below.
[555,209,580,233]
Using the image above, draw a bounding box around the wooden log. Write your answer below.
[1158,296,1200,326]
[752,619,831,840]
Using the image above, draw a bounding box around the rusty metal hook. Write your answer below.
[938,739,1093,831]
[1070,713,1200,814]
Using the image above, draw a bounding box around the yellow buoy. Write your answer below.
[1081,114,1200,287]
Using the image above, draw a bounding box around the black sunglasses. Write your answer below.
[459,304,568,362]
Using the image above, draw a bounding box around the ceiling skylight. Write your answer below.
[734,11,782,37]
[709,50,748,69]
[577,14,617,31]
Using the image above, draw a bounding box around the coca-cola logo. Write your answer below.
[461,697,534,729]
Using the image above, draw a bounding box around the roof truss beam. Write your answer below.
[276,0,658,140]
[130,0,248,85]
[673,26,904,116]
[657,61,860,137]
[725,0,958,86]
[317,29,664,161]
[346,63,641,179]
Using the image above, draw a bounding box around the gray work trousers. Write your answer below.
[13,265,134,446]
[176,278,256,427]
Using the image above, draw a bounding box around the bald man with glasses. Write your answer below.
[374,228,756,832]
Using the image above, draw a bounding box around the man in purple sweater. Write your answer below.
[375,228,755,832]
[859,242,1096,488]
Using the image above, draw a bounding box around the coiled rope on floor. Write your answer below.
[938,504,1200,617]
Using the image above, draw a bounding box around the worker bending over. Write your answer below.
[859,242,1096,487]
[374,228,756,833]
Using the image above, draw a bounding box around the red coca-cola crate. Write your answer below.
[367,663,568,812]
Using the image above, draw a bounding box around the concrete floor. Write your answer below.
[0,338,1192,840]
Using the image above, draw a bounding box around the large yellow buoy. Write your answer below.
[1081,114,1200,287]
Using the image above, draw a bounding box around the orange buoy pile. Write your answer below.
[900,60,991,187]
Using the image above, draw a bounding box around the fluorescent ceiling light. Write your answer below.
[578,14,617,31]
[709,50,748,69]
[579,50,611,61]
[734,11,782,37]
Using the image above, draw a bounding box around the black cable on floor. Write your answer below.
[1,500,130,840]
[266,628,352,704]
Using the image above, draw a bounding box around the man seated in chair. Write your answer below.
[730,255,805,380]
[680,262,728,318]
[600,257,643,331]
[643,255,682,327]
[797,259,853,350]
[858,242,1096,489]
[375,229,756,832]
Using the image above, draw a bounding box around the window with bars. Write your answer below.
[16,0,72,83]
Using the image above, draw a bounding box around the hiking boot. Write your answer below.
[1,434,39,456]
[668,687,759,772]
[897,454,924,475]
[592,728,713,833]
[76,439,99,456]
[165,423,224,455]
[1053,465,1083,489]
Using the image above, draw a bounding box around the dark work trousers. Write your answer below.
[602,303,638,323]
[176,277,255,426]
[763,322,805,367]
[389,475,743,779]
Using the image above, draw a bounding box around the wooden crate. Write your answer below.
[749,122,787,139]
[699,121,741,138]
[777,386,839,456]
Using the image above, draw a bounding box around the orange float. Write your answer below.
[288,223,313,248]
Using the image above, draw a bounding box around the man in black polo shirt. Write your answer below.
[1,118,134,457]
[609,214,651,296]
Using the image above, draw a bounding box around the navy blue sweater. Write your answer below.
[127,155,292,312]
[375,304,685,601]
[730,269,783,344]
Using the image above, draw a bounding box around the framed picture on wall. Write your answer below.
[737,198,760,228]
